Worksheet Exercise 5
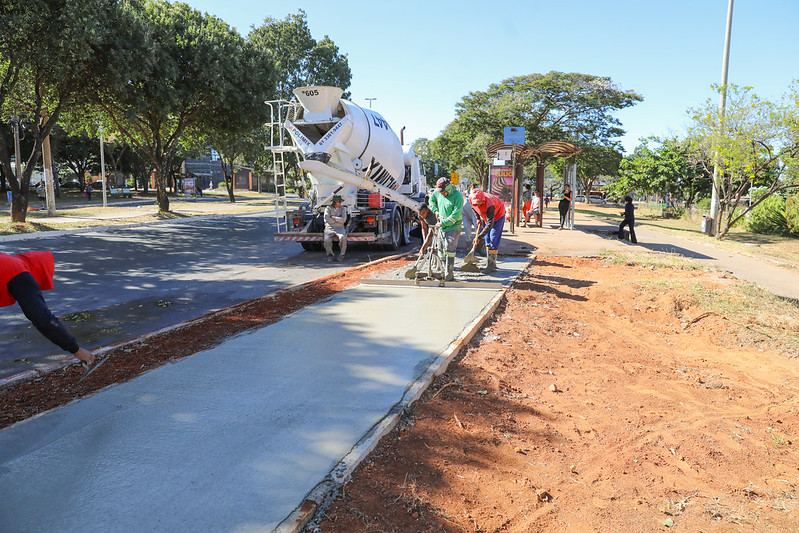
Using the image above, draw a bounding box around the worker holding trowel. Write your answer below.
[324,195,348,261]
[469,188,506,273]
[429,178,463,281]
[1,251,95,365]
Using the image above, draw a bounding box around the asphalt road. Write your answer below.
[0,212,411,379]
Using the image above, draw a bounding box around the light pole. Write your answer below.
[365,97,376,108]
[709,0,734,236]
[99,125,108,207]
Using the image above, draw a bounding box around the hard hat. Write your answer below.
[469,188,486,205]
[435,177,450,191]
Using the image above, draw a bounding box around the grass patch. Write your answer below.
[600,249,705,270]
[579,204,799,268]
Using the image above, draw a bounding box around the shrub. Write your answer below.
[747,195,788,235]
[696,198,711,212]
[786,194,799,235]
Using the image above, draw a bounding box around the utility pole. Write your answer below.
[709,0,734,236]
[12,118,22,206]
[100,126,108,207]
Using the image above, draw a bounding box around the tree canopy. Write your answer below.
[0,0,141,220]
[687,83,799,238]
[93,0,275,212]
[433,72,642,189]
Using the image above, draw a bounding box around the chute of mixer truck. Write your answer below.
[270,86,427,250]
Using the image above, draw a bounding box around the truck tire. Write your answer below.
[301,242,324,251]
[400,207,412,246]
[386,207,402,251]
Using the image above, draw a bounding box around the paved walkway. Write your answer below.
[501,210,799,301]
[2,207,798,532]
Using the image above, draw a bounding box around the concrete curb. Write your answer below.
[274,256,534,533]
[0,251,409,389]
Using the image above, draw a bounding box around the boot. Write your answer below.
[445,256,455,281]
[482,250,498,273]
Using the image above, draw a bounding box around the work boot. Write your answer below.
[482,250,498,274]
[445,256,455,281]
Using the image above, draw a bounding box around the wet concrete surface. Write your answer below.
[0,258,529,532]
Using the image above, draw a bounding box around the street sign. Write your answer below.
[503,127,525,145]
[450,172,459,184]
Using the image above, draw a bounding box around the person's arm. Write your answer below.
[7,272,93,363]
[476,205,496,239]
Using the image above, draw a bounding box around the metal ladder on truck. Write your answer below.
[265,99,301,234]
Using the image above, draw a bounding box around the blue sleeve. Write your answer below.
[7,272,80,354]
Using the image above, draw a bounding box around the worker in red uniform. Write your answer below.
[1,252,95,364]
[468,189,506,273]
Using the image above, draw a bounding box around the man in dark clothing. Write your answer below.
[618,196,638,243]
[1,252,95,364]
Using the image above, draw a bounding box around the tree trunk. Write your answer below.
[154,164,170,212]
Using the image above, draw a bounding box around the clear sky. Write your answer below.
[184,0,798,153]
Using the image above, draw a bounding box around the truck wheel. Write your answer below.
[400,207,412,246]
[386,208,402,251]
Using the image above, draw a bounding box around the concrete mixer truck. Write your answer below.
[271,86,427,251]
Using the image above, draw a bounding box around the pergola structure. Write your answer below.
[485,141,581,229]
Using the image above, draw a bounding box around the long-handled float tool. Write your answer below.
[78,356,109,383]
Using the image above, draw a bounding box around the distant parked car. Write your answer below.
[589,195,607,204]
[574,194,587,203]
[61,180,81,190]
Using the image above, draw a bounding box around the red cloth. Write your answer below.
[0,251,55,307]
[472,192,506,222]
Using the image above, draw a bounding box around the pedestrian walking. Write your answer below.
[324,195,348,261]
[1,251,94,365]
[469,188,506,273]
[37,182,46,209]
[429,177,464,281]
[558,184,572,229]
[462,197,477,244]
[618,195,638,243]
[85,182,93,201]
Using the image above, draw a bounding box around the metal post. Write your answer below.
[100,127,108,207]
[709,0,734,236]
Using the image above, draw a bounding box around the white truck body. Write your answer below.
[273,86,427,250]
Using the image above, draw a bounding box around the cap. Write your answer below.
[435,178,450,191]
[469,188,486,206]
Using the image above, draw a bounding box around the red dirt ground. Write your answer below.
[312,256,799,532]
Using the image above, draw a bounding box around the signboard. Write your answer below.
[184,177,196,195]
[489,165,514,205]
[503,127,525,145]
[497,149,512,161]
[450,172,459,185]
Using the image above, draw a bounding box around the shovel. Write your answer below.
[460,240,481,273]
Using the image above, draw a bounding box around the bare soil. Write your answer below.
[312,256,799,532]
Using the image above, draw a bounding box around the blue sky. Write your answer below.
[185,0,798,153]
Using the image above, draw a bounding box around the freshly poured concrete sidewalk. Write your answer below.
[0,258,529,532]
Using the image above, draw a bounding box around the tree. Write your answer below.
[248,10,351,100]
[688,83,799,239]
[94,1,273,213]
[435,72,642,188]
[610,138,710,206]
[0,0,140,221]
[51,128,98,186]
